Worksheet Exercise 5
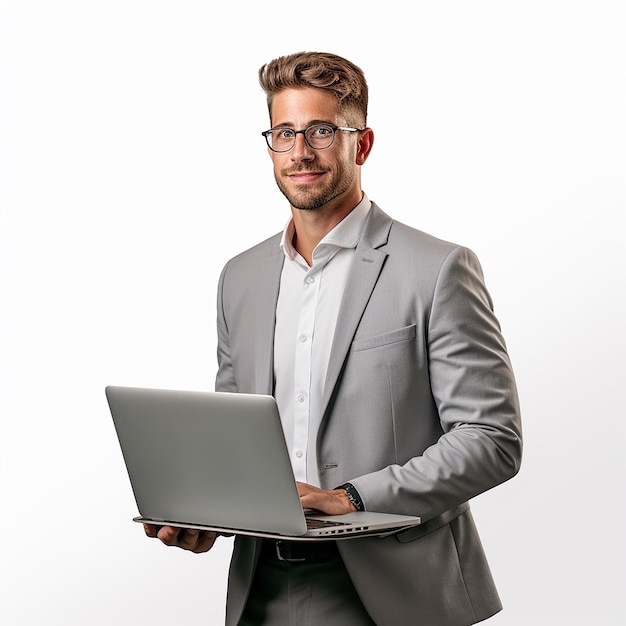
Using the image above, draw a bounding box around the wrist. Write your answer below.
[337,482,365,512]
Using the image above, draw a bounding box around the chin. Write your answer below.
[283,189,328,211]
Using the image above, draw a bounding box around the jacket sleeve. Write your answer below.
[350,246,522,521]
[215,261,238,394]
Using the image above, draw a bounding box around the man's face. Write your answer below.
[268,87,362,212]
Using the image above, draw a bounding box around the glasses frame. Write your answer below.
[261,123,364,153]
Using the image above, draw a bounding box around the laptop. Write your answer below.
[106,386,421,541]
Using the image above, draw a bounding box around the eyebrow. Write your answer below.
[271,119,335,129]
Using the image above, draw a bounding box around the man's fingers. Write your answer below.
[297,482,355,515]
[143,523,159,538]
[151,526,217,552]
[193,531,218,553]
[156,525,183,545]
[179,528,200,549]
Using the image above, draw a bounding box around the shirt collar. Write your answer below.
[279,193,372,261]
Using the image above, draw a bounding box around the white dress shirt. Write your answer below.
[273,195,372,486]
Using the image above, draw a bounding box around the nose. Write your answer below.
[290,132,315,162]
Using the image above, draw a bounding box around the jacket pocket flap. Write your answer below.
[394,502,470,543]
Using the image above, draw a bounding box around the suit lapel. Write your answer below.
[319,204,393,423]
[250,205,392,407]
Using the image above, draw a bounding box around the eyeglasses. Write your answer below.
[261,123,363,153]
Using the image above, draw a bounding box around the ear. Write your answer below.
[355,128,374,165]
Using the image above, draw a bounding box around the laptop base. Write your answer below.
[134,511,421,542]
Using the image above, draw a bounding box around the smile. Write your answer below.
[287,171,325,183]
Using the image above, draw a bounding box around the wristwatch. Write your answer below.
[338,482,365,511]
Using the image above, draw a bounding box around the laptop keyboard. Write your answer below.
[305,517,351,530]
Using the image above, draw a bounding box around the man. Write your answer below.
[145,51,522,625]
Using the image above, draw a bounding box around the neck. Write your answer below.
[291,190,362,266]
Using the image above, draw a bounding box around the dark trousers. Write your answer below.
[238,539,376,626]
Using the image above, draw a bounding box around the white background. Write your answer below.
[1,1,624,624]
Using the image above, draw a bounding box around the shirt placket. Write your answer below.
[291,269,319,482]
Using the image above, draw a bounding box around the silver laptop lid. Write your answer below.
[106,386,308,536]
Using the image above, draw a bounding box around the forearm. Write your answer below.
[350,419,521,521]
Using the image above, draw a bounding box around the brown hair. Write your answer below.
[258,51,368,127]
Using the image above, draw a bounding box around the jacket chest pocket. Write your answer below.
[351,324,417,352]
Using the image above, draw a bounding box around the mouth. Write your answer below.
[285,169,326,184]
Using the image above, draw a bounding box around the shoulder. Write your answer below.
[219,232,283,278]
[369,202,479,270]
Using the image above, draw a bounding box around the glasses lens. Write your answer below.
[305,124,335,149]
[268,128,295,152]
[264,124,336,152]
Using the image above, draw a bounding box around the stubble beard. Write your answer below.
[275,164,355,211]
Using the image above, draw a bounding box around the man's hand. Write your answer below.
[297,482,357,515]
[143,524,218,553]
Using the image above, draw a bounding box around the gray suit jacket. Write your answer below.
[215,203,522,626]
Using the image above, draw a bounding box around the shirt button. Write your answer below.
[299,334,307,343]
[297,394,305,403]
[306,276,315,284]
[295,450,303,458]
